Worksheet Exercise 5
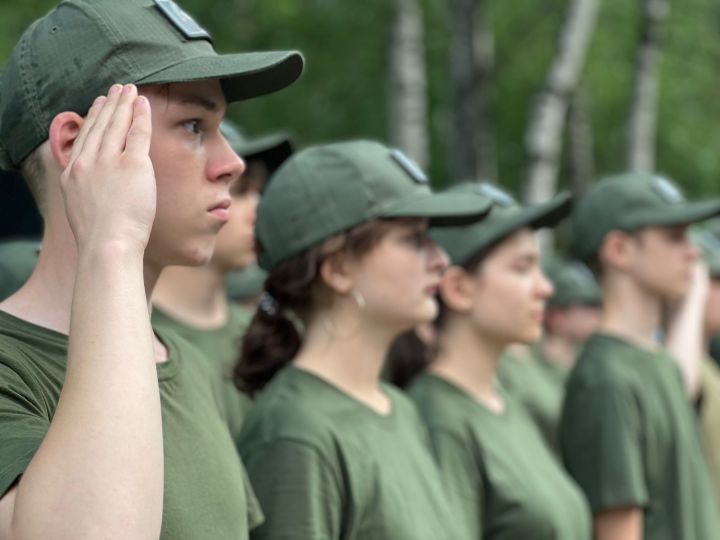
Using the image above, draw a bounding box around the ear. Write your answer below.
[319,252,354,295]
[599,230,634,271]
[48,111,84,170]
[439,266,475,313]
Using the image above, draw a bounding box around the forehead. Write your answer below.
[139,79,227,114]
[490,227,540,261]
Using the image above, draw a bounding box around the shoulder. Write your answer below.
[407,374,472,437]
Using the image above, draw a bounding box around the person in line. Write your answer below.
[405,182,591,539]
[559,172,720,539]
[152,120,294,438]
[235,140,490,539]
[0,1,303,537]
[499,257,601,453]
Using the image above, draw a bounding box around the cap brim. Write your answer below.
[628,199,720,229]
[519,192,573,230]
[379,191,493,226]
[238,133,293,159]
[137,51,304,102]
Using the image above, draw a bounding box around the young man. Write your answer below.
[152,121,293,438]
[0,1,303,538]
[559,172,720,540]
[500,258,601,454]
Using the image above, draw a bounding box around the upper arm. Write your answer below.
[560,384,648,512]
[594,507,643,540]
[240,439,343,540]
[427,428,483,538]
[0,484,18,540]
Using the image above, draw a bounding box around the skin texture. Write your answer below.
[594,508,644,540]
[0,80,243,539]
[294,219,449,414]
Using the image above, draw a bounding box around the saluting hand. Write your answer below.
[60,84,156,255]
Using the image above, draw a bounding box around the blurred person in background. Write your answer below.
[0,240,40,301]
[152,120,293,438]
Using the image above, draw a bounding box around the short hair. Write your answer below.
[19,147,47,218]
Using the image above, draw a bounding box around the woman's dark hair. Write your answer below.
[234,219,416,396]
[385,238,503,388]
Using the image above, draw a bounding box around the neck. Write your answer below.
[293,307,403,411]
[599,273,661,349]
[540,334,577,369]
[152,263,228,329]
[431,315,506,409]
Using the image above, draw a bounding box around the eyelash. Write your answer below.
[405,231,430,249]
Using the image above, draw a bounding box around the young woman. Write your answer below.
[233,140,490,539]
[405,182,592,539]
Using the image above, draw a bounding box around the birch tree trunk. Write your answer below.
[448,0,496,182]
[523,0,599,207]
[388,0,429,169]
[567,88,595,197]
[626,0,670,172]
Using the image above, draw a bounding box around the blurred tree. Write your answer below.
[626,0,670,172]
[448,0,496,182]
[388,0,429,169]
[523,0,599,208]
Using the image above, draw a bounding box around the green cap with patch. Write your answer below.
[544,259,601,307]
[255,140,493,271]
[0,239,41,300]
[430,182,572,266]
[571,172,720,261]
[0,0,304,170]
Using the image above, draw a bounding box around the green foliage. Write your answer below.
[2,0,720,200]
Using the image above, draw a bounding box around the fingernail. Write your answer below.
[109,84,122,96]
[93,95,106,106]
[123,84,136,95]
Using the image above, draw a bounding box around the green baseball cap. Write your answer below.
[220,120,293,166]
[571,172,720,261]
[255,140,493,271]
[0,0,304,170]
[0,239,41,300]
[545,259,602,307]
[225,264,268,301]
[430,182,572,266]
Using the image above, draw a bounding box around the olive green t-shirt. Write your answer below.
[237,365,468,540]
[699,359,720,506]
[498,346,569,455]
[560,333,720,539]
[0,310,262,539]
[152,304,253,439]
[409,373,591,540]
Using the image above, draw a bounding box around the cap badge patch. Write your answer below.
[474,183,516,207]
[154,0,211,41]
[651,176,684,204]
[390,149,428,184]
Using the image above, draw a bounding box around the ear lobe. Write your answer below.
[48,111,84,170]
[319,253,354,295]
[439,266,474,313]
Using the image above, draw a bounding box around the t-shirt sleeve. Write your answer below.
[0,363,50,497]
[241,438,343,540]
[426,426,483,539]
[560,384,647,512]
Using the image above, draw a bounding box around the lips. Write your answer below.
[208,199,231,221]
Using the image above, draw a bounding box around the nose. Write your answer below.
[537,269,554,299]
[426,241,450,274]
[208,133,246,184]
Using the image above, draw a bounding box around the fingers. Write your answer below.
[79,84,124,159]
[67,95,106,166]
[99,84,139,157]
[124,96,152,158]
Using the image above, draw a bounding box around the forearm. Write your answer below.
[666,285,706,399]
[11,243,163,539]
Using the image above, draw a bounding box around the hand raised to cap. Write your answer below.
[60,84,156,255]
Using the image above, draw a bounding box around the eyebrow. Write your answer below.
[176,94,222,113]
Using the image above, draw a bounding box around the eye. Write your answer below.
[404,230,430,250]
[182,119,202,136]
